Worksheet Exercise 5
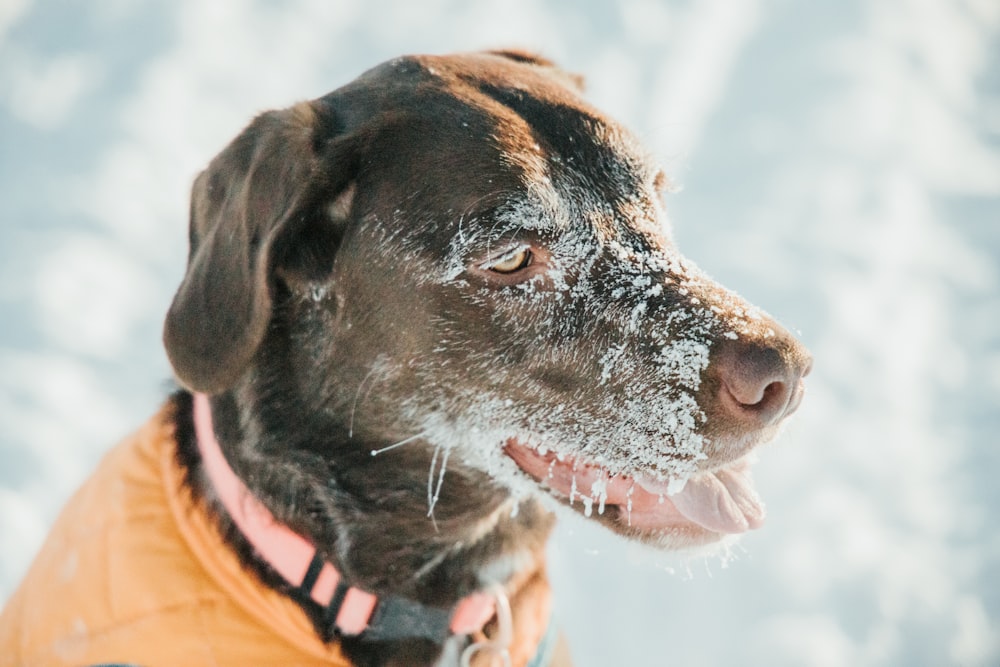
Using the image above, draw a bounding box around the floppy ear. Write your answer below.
[164,102,356,393]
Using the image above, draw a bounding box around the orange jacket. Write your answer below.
[0,404,352,666]
[0,405,559,667]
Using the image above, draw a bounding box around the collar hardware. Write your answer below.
[460,585,513,667]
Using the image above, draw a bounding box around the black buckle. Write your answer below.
[360,595,453,643]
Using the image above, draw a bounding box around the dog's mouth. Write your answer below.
[503,439,765,541]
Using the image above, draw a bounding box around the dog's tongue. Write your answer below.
[505,442,765,534]
[635,467,765,534]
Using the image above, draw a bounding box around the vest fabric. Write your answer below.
[0,403,354,666]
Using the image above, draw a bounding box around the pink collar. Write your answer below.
[192,392,496,639]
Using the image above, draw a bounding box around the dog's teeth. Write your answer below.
[636,473,688,497]
[667,477,688,495]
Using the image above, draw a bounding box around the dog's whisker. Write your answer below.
[412,548,450,582]
[429,446,450,520]
[350,362,384,439]
[370,431,426,456]
[455,191,494,244]
[427,444,441,532]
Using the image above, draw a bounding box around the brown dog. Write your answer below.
[0,50,810,667]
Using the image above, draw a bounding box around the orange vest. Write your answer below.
[0,405,556,667]
[0,404,353,666]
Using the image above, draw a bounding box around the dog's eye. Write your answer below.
[486,247,532,274]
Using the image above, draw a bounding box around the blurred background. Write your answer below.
[1,1,998,665]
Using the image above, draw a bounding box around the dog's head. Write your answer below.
[165,51,811,554]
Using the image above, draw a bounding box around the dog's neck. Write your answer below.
[176,390,555,663]
[192,392,499,641]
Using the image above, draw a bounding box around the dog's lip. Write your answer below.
[503,440,765,535]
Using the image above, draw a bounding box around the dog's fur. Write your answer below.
[11,50,811,667]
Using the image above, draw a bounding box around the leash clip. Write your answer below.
[460,584,512,667]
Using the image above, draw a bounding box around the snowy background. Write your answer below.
[2,1,998,665]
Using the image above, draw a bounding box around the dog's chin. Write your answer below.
[503,439,767,550]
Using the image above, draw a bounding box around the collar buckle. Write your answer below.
[460,584,513,667]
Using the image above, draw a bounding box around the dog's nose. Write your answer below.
[714,337,812,426]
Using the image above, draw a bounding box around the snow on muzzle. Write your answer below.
[504,439,765,535]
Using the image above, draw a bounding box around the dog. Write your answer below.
[0,50,811,667]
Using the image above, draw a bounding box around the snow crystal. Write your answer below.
[591,477,609,515]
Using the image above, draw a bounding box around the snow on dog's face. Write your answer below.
[168,51,811,553]
[313,54,812,549]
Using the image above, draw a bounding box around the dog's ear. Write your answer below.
[163,102,357,393]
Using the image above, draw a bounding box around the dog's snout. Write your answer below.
[714,337,812,426]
